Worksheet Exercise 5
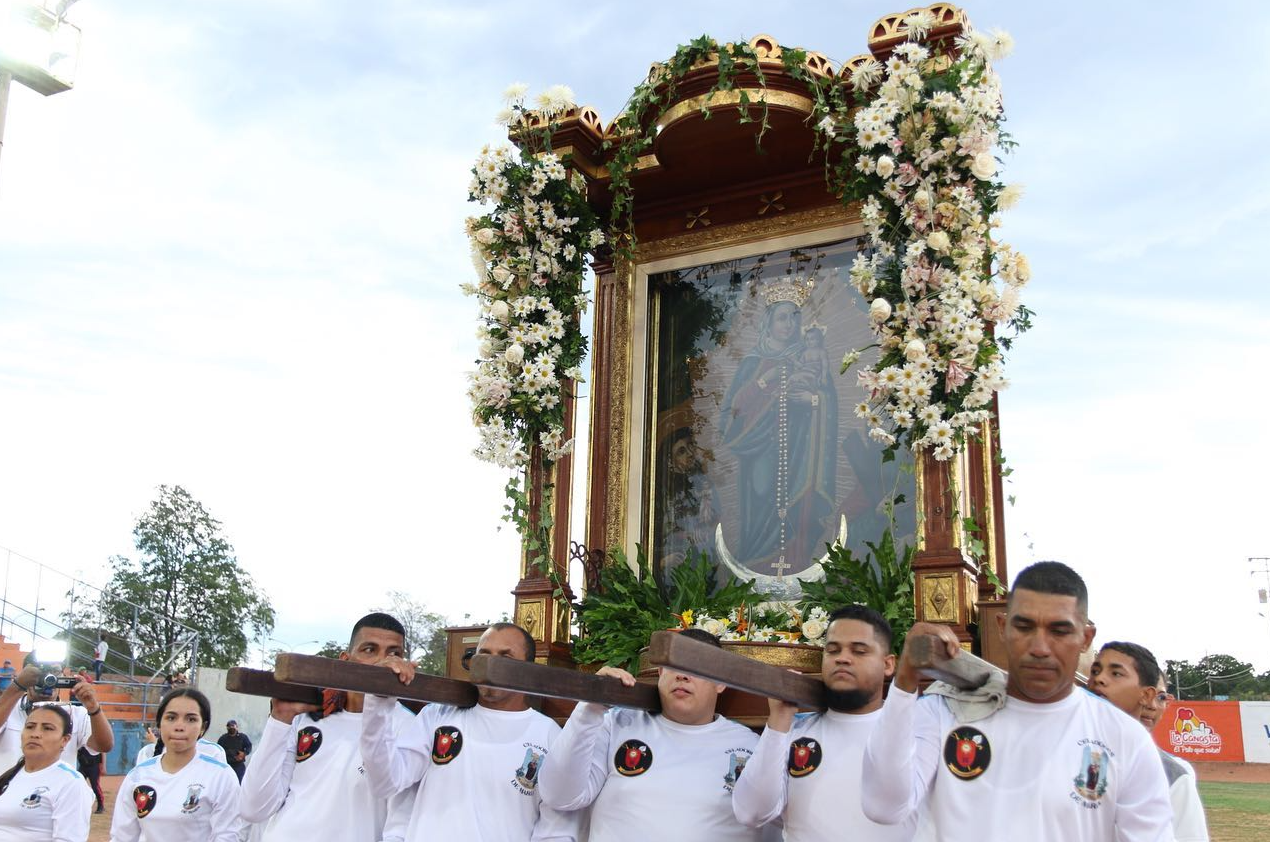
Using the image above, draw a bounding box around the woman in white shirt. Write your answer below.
[110,688,242,842]
[0,704,92,842]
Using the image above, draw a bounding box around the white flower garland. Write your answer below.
[837,20,1029,461]
[463,86,603,470]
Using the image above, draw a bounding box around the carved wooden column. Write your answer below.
[912,450,980,647]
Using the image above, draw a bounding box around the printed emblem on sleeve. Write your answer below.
[723,750,750,792]
[512,743,546,794]
[133,785,158,818]
[943,727,991,780]
[1070,740,1112,807]
[787,738,823,778]
[181,784,204,814]
[20,786,48,808]
[296,726,323,762]
[614,739,653,776]
[432,726,463,764]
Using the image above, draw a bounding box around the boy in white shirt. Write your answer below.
[732,604,916,841]
[1090,641,1209,842]
[240,612,415,842]
[538,628,765,842]
[862,561,1172,842]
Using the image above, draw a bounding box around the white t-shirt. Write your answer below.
[0,703,98,773]
[95,642,109,662]
[733,708,917,841]
[1159,751,1208,842]
[862,687,1171,842]
[109,753,243,842]
[135,738,226,766]
[242,707,415,842]
[0,761,92,842]
[538,704,763,842]
[361,695,578,842]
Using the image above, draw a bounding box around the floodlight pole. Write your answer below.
[0,70,11,171]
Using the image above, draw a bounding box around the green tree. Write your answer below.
[375,591,448,675]
[313,640,345,659]
[98,485,275,670]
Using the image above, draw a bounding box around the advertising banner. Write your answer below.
[1239,701,1270,764]
[1151,701,1245,762]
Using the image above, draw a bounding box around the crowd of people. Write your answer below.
[0,561,1207,841]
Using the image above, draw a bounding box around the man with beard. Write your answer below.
[732,605,915,841]
[538,628,765,841]
[862,561,1171,842]
[1089,642,1209,842]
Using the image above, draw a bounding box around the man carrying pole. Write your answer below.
[239,612,416,842]
[361,622,578,841]
[537,628,767,841]
[862,561,1172,841]
[731,604,916,841]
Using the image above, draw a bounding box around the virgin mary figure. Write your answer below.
[718,277,838,584]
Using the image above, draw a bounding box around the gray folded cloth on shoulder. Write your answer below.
[923,669,1008,722]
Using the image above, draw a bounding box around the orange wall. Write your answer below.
[1152,701,1245,762]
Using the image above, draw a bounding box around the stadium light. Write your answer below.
[0,1,81,174]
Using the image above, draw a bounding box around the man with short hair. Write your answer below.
[538,628,765,841]
[733,605,915,841]
[218,718,253,781]
[240,612,416,842]
[362,621,578,841]
[0,662,115,770]
[1090,642,1209,842]
[863,561,1171,841]
[0,659,14,691]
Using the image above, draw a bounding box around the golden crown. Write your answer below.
[761,274,815,308]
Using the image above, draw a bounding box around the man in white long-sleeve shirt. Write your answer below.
[361,622,578,842]
[1090,641,1209,842]
[240,612,415,842]
[538,627,765,842]
[862,561,1172,842]
[732,604,915,841]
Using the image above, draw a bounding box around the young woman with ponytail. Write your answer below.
[109,688,241,842]
[0,704,92,841]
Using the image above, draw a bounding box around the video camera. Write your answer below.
[37,673,79,694]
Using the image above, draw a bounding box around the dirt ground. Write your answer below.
[1193,761,1270,783]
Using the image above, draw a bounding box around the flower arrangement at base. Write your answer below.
[825,17,1031,461]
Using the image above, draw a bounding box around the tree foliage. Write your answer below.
[1164,653,1270,701]
[375,591,448,676]
[98,485,275,670]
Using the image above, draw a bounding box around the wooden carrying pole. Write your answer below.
[467,654,661,711]
[647,631,998,708]
[225,667,323,705]
[272,654,479,708]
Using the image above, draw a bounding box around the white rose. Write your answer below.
[965,325,984,345]
[801,618,827,641]
[870,298,892,322]
[875,155,895,178]
[904,338,927,362]
[490,300,510,322]
[913,189,931,209]
[474,227,497,245]
[491,266,513,286]
[1014,253,1031,283]
[702,618,727,637]
[504,343,525,365]
[478,340,494,358]
[927,230,951,252]
[969,152,997,180]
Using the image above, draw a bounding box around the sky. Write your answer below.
[1,1,1267,673]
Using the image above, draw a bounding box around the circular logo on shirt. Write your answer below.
[133,785,157,818]
[21,786,48,808]
[943,727,991,780]
[432,726,463,764]
[787,737,823,778]
[614,739,653,776]
[296,726,323,762]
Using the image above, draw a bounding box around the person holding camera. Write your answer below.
[0,664,115,772]
[0,704,93,842]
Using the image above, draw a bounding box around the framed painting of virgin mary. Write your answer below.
[644,234,916,599]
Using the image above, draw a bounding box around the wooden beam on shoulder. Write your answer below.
[468,654,660,711]
[272,654,478,708]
